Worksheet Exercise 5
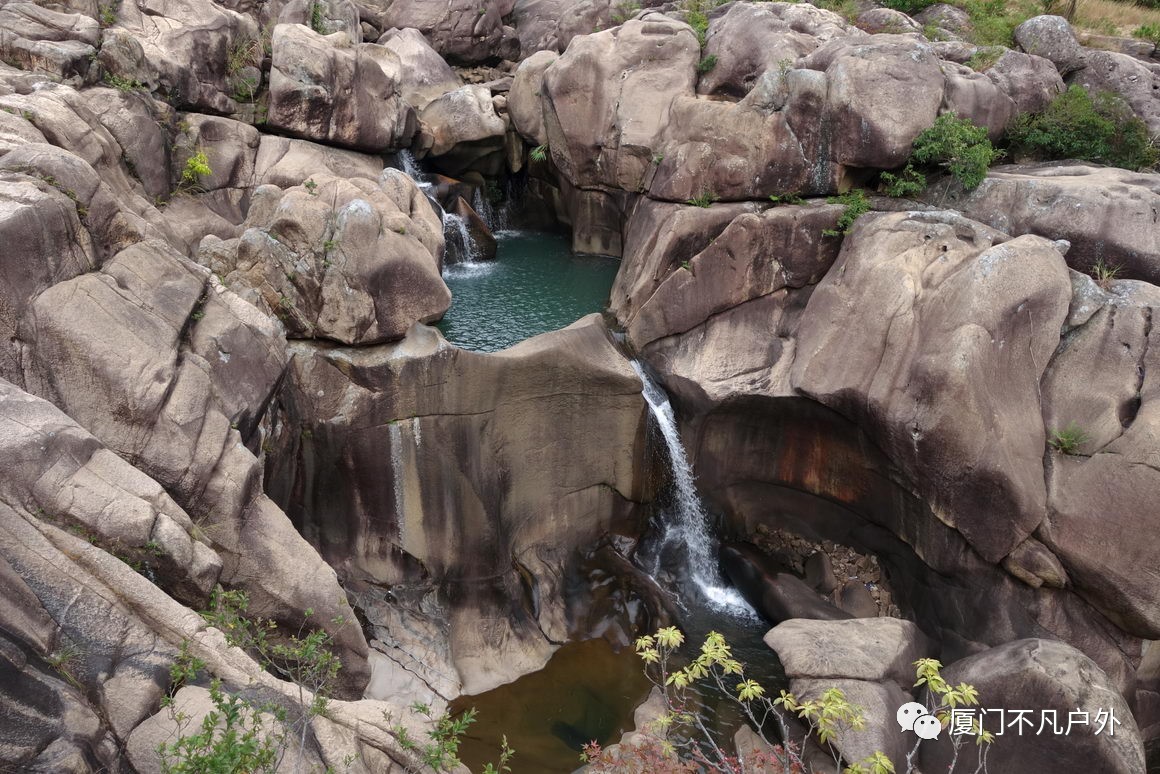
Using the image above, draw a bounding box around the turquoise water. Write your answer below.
[436,231,621,352]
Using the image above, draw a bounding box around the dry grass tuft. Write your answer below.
[1073,0,1160,35]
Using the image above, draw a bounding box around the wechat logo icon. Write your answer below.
[897,701,941,741]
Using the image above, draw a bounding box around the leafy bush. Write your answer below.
[158,636,288,774]
[98,2,116,26]
[696,54,718,73]
[1007,85,1159,171]
[822,189,871,236]
[180,150,213,190]
[880,166,926,198]
[680,0,725,45]
[159,674,282,774]
[910,113,1003,190]
[529,144,548,163]
[104,73,145,92]
[880,112,1002,195]
[581,627,992,774]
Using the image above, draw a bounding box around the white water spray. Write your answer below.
[472,187,509,233]
[399,150,422,180]
[443,212,481,265]
[631,362,756,616]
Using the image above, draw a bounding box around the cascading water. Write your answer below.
[630,362,755,616]
[399,149,424,182]
[472,186,509,233]
[396,151,490,267]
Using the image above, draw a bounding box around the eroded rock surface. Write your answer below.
[200,172,448,345]
[267,23,415,152]
[265,317,653,693]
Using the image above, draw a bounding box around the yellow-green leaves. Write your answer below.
[845,750,896,774]
[656,626,685,649]
[736,679,764,702]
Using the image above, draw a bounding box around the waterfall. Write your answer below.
[396,151,486,267]
[399,150,422,180]
[631,361,755,615]
[472,187,508,233]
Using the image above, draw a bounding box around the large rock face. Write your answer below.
[17,239,371,695]
[265,316,654,693]
[511,0,615,57]
[698,1,860,99]
[534,18,1069,250]
[419,85,508,176]
[200,171,449,345]
[922,639,1146,774]
[0,2,100,86]
[378,26,463,109]
[792,212,1073,563]
[764,617,931,768]
[925,164,1160,285]
[0,171,94,383]
[618,204,1153,704]
[541,15,700,195]
[380,0,520,65]
[267,23,415,152]
[115,0,259,113]
[1039,277,1160,638]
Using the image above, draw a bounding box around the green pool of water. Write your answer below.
[446,610,783,774]
[436,231,621,352]
[449,638,652,774]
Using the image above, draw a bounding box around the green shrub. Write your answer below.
[1134,23,1160,45]
[768,192,805,205]
[180,150,212,189]
[159,675,282,774]
[1048,422,1089,454]
[696,54,718,73]
[687,190,718,207]
[822,189,871,236]
[880,165,927,197]
[309,1,327,34]
[104,73,145,92]
[680,0,724,45]
[911,112,1003,190]
[98,2,116,26]
[1007,85,1159,171]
